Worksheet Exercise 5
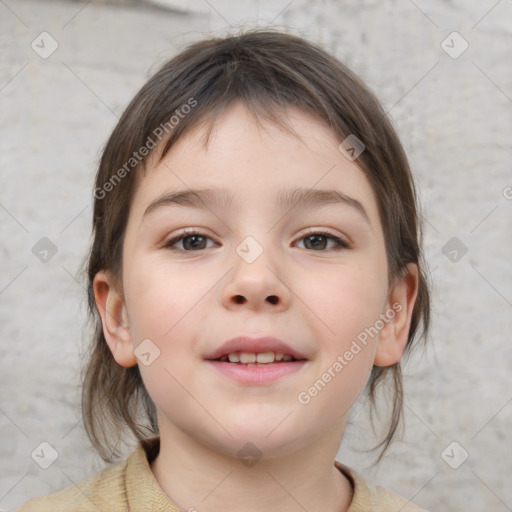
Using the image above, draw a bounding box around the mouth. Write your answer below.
[204,336,308,384]
[204,335,308,363]
[205,336,308,384]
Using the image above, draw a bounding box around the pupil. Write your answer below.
[307,235,326,250]
[186,236,205,249]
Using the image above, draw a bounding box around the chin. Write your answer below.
[204,424,309,462]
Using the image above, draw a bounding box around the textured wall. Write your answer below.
[1,1,511,511]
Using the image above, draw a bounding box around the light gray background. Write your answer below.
[1,0,511,511]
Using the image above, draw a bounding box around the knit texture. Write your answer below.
[13,437,428,511]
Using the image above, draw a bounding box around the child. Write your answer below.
[14,29,431,511]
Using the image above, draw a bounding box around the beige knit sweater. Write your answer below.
[13,437,428,511]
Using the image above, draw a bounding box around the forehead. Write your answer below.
[130,103,380,226]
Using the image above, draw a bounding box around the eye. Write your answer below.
[163,229,350,252]
[295,231,349,251]
[163,229,216,251]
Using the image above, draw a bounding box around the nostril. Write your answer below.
[232,295,278,304]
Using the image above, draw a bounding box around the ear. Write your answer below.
[374,263,419,367]
[93,270,137,368]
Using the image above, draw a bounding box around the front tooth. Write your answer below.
[275,353,284,361]
[239,352,257,363]
[256,352,275,364]
[227,353,240,363]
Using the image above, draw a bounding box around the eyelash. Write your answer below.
[162,228,350,252]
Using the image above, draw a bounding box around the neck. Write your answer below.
[150,421,353,512]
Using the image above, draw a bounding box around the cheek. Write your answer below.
[126,262,207,407]
[125,258,208,339]
[304,261,388,341]
[124,259,219,389]
[298,261,387,402]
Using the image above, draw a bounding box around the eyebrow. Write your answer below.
[142,186,371,224]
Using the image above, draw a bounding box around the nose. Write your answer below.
[220,240,291,312]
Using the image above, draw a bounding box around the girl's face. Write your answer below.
[97,102,417,459]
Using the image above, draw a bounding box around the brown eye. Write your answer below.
[296,232,349,251]
[180,235,208,250]
[164,231,214,251]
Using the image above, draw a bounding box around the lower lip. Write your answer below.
[206,360,307,384]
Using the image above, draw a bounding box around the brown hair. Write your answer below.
[80,28,430,463]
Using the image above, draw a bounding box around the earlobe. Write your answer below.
[93,270,137,368]
[374,263,419,367]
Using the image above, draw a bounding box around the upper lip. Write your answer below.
[205,336,308,361]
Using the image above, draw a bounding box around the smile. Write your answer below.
[216,351,299,364]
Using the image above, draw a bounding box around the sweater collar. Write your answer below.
[126,436,371,511]
[126,436,182,512]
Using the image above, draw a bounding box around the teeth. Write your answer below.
[239,352,256,363]
[256,352,275,363]
[221,352,295,364]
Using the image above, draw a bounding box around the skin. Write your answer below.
[94,102,419,512]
